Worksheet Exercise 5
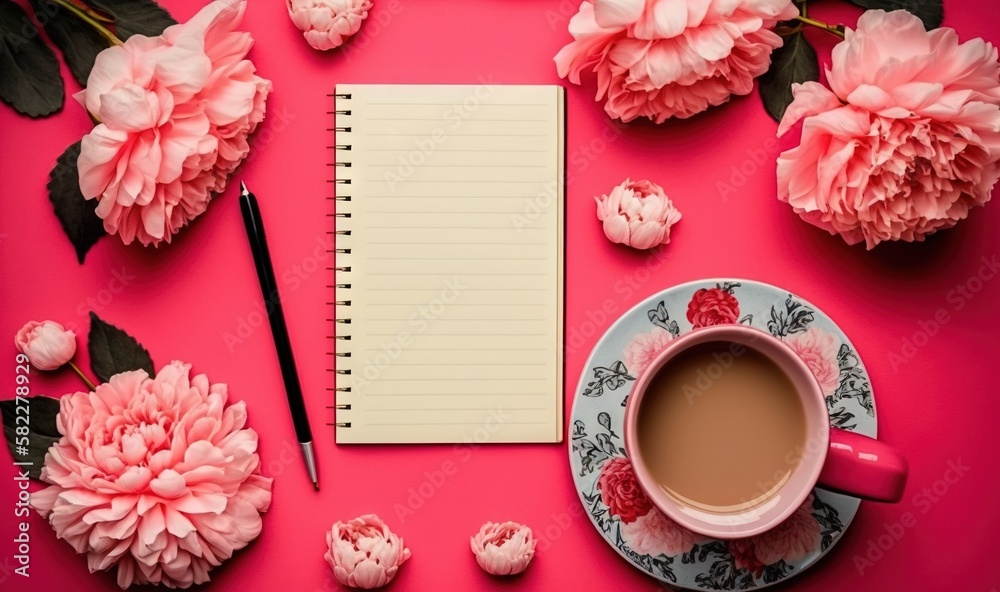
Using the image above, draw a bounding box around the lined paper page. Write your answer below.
[335,84,564,444]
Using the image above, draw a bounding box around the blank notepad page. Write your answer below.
[333,84,564,443]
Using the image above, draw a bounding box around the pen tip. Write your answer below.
[314,482,320,492]
[239,180,248,196]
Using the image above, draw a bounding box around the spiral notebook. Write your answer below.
[331,84,565,444]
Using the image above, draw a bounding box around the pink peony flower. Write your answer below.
[623,327,673,376]
[620,507,701,556]
[30,361,272,589]
[325,514,411,589]
[595,179,681,249]
[287,0,372,51]
[77,0,271,246]
[597,456,653,524]
[784,328,841,397]
[555,0,799,122]
[727,495,820,577]
[15,320,76,371]
[777,10,1000,249]
[470,521,537,576]
[686,287,740,328]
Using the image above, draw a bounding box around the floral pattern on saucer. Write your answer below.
[570,279,876,590]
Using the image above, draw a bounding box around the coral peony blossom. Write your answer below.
[595,179,681,249]
[686,287,740,328]
[555,0,798,122]
[15,320,76,371]
[30,361,272,589]
[470,521,537,576]
[597,456,653,524]
[287,0,372,51]
[620,507,701,556]
[727,495,820,577]
[777,10,1000,248]
[325,514,411,589]
[623,327,673,376]
[784,328,841,397]
[77,0,271,246]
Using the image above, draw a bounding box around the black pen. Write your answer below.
[239,181,319,491]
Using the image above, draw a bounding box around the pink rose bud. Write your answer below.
[325,514,411,589]
[15,321,77,371]
[287,0,372,51]
[470,521,537,576]
[595,179,682,250]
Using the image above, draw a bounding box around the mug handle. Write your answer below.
[817,428,908,502]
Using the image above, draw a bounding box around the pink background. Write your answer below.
[2,0,999,590]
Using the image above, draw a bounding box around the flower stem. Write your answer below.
[795,14,845,38]
[50,0,123,47]
[68,361,97,391]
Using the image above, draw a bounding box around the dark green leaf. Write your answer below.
[0,0,64,117]
[759,31,819,123]
[29,0,176,87]
[847,0,942,29]
[29,0,108,87]
[90,0,177,39]
[1,395,62,480]
[88,312,154,382]
[49,141,106,263]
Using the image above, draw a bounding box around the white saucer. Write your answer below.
[569,279,876,590]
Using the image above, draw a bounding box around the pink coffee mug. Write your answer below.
[623,324,908,539]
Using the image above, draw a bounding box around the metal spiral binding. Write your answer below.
[329,91,353,430]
